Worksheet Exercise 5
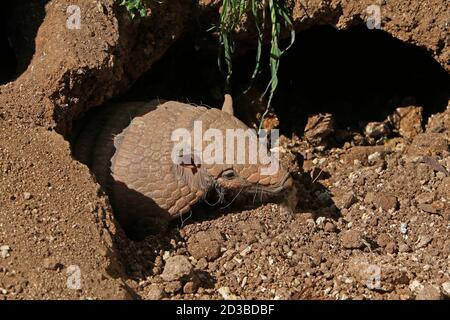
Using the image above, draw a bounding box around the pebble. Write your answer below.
[183,281,198,294]
[341,230,364,249]
[324,222,337,233]
[43,257,63,270]
[340,192,357,209]
[23,192,32,200]
[218,286,238,300]
[416,284,443,300]
[365,192,398,211]
[161,255,193,282]
[367,152,382,164]
[146,284,163,300]
[385,242,398,254]
[409,280,423,294]
[164,281,182,294]
[398,243,411,253]
[416,192,434,204]
[441,282,450,298]
[187,236,222,261]
[415,235,433,249]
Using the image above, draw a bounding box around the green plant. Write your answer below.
[216,0,295,129]
[120,0,147,18]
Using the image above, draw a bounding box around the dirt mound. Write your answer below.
[0,0,449,299]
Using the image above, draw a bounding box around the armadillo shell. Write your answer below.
[73,100,212,235]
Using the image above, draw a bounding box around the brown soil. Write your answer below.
[0,0,449,300]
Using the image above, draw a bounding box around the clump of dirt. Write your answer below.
[1,0,450,300]
[0,0,192,299]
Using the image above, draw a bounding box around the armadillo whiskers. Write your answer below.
[220,186,245,210]
[179,209,193,228]
[202,184,225,207]
[252,185,259,205]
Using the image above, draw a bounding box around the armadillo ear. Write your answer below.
[174,147,202,173]
[222,94,234,115]
[173,150,210,191]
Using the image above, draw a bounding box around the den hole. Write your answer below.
[72,24,450,239]
[119,24,450,137]
[0,0,47,85]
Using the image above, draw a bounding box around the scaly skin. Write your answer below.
[73,97,294,236]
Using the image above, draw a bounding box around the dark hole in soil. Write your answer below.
[268,25,450,136]
[0,8,17,84]
[0,0,47,84]
[119,24,450,138]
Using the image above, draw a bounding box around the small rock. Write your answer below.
[164,281,182,294]
[324,222,337,233]
[385,242,398,254]
[416,284,443,300]
[349,257,409,292]
[196,258,208,270]
[239,246,252,257]
[364,121,390,140]
[407,133,449,156]
[339,192,357,209]
[418,202,444,215]
[367,152,382,164]
[415,235,433,250]
[161,255,193,282]
[146,284,163,300]
[183,281,199,294]
[342,146,387,166]
[315,216,326,228]
[409,280,424,294]
[23,192,32,200]
[304,113,335,147]
[218,286,238,300]
[187,231,222,261]
[274,288,292,300]
[416,192,435,205]
[426,107,450,135]
[398,243,411,253]
[438,177,450,198]
[389,106,423,140]
[441,282,450,298]
[365,192,398,211]
[341,230,364,249]
[376,233,391,248]
[43,257,63,270]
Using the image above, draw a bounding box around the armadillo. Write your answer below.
[73,96,294,237]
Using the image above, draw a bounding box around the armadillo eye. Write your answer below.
[221,169,236,179]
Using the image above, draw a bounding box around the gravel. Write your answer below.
[415,284,443,300]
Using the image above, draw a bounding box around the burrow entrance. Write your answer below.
[0,0,47,85]
[117,24,450,137]
[72,24,450,240]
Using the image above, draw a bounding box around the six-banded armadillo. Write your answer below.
[72,96,294,237]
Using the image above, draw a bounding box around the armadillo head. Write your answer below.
[111,96,296,234]
[173,94,294,206]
